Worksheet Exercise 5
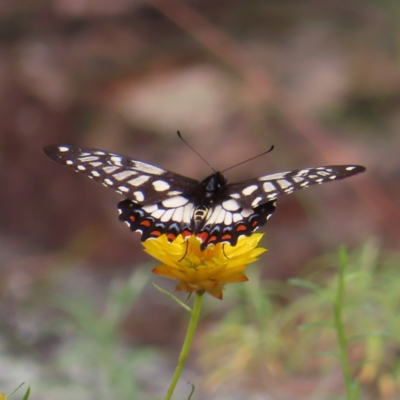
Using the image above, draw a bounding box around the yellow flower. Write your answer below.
[143,233,266,299]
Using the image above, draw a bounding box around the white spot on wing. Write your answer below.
[168,191,183,196]
[263,182,276,193]
[182,203,194,223]
[94,151,106,155]
[242,185,258,196]
[259,172,288,181]
[224,212,232,225]
[222,199,240,211]
[78,156,99,162]
[132,161,165,175]
[110,156,123,166]
[58,146,69,152]
[91,171,101,177]
[77,165,86,171]
[142,204,158,213]
[241,208,253,218]
[127,175,150,186]
[233,213,242,222]
[215,209,226,224]
[66,160,73,165]
[103,166,120,173]
[205,205,222,226]
[277,179,292,189]
[133,191,144,202]
[161,209,174,222]
[293,176,304,183]
[104,178,113,186]
[317,171,330,176]
[251,196,263,207]
[230,193,240,199]
[329,175,337,180]
[113,170,138,181]
[162,196,189,208]
[346,166,356,171]
[118,186,129,192]
[152,209,165,219]
[90,162,102,167]
[172,206,184,222]
[152,180,170,192]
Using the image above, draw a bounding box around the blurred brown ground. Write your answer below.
[0,1,399,399]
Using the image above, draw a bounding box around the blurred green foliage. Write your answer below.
[43,269,162,400]
[198,239,400,399]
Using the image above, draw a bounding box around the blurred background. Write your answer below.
[1,1,400,399]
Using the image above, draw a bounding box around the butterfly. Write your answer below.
[43,145,365,249]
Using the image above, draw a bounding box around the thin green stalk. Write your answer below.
[334,248,356,400]
[164,292,203,400]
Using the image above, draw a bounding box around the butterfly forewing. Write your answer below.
[226,165,366,208]
[42,145,199,205]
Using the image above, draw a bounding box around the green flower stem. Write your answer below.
[164,292,203,400]
[334,249,355,400]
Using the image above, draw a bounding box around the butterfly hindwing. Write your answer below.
[118,199,186,242]
[199,200,277,248]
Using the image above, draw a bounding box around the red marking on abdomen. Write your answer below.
[150,231,161,237]
[251,221,258,228]
[208,235,217,243]
[221,234,232,240]
[141,220,151,227]
[129,216,136,222]
[236,225,247,232]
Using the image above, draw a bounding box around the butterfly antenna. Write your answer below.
[177,131,216,173]
[222,145,275,173]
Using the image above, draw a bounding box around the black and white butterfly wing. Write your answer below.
[225,165,366,209]
[195,164,366,248]
[42,145,200,205]
[43,145,366,249]
[43,145,203,242]
[197,199,277,249]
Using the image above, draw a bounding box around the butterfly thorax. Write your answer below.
[197,172,228,205]
[185,172,229,231]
